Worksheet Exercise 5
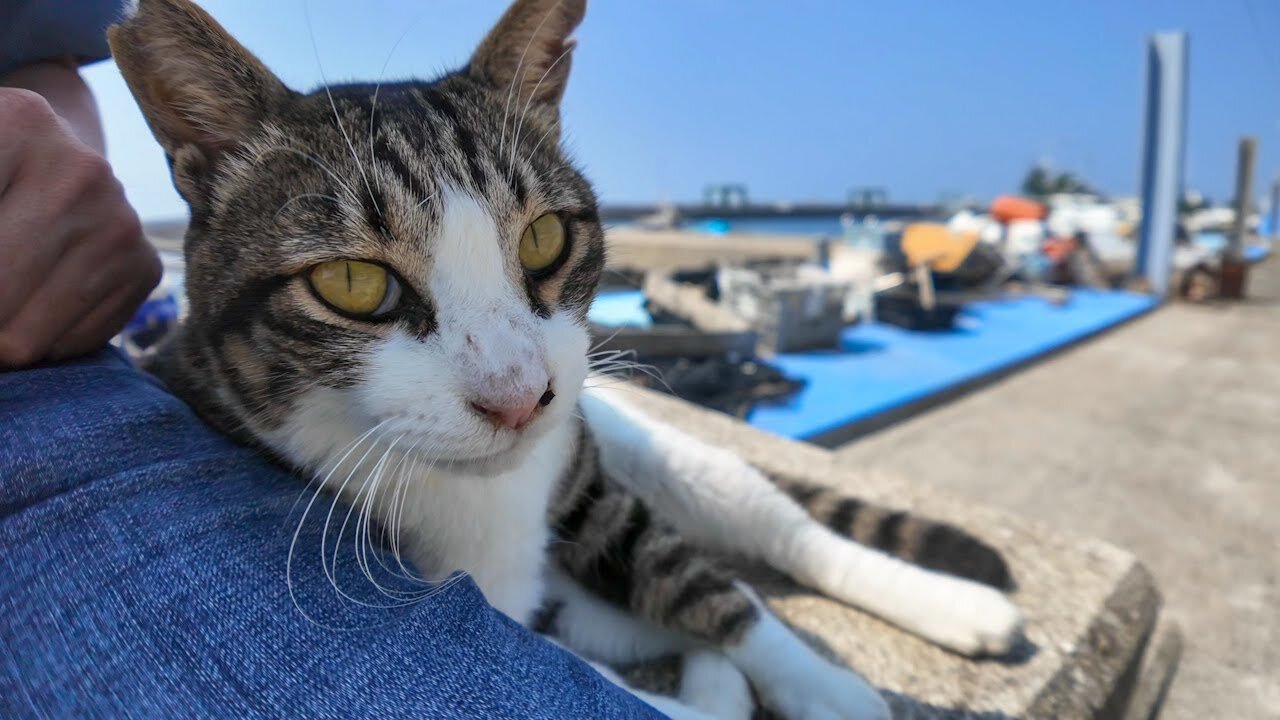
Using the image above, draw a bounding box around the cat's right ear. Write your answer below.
[108,0,291,160]
[469,0,587,111]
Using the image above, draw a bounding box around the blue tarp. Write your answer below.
[751,291,1158,440]
[589,288,1159,441]
[590,291,651,328]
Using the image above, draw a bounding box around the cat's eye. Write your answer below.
[519,213,567,274]
[308,260,402,318]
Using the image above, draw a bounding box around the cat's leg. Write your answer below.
[540,568,693,666]
[579,388,1023,656]
[551,487,890,720]
[541,570,754,720]
[548,646,716,720]
[679,649,755,720]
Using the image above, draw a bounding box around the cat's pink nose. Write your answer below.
[470,387,555,431]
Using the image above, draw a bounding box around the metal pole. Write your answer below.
[1136,32,1189,297]
[1268,179,1279,242]
[1228,137,1256,263]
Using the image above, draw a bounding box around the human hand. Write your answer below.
[0,87,160,368]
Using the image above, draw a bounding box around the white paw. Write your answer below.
[909,576,1025,656]
[680,649,754,720]
[729,599,891,720]
[756,657,890,720]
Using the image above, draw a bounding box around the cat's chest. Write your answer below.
[392,423,575,623]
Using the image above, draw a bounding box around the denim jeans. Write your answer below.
[0,349,662,719]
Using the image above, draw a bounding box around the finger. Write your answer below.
[0,186,74,329]
[0,226,137,367]
[0,150,118,329]
[50,247,162,360]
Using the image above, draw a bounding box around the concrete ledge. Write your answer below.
[1120,615,1182,720]
[614,388,1178,719]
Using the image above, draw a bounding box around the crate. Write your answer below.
[718,266,852,354]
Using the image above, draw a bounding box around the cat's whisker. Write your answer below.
[588,361,647,376]
[414,191,439,212]
[368,442,419,586]
[599,268,645,291]
[588,326,630,355]
[331,433,435,607]
[394,443,445,576]
[315,436,385,606]
[587,347,636,362]
[583,377,618,388]
[393,444,447,580]
[507,41,575,181]
[585,363,663,382]
[251,145,361,208]
[587,364,633,377]
[581,381,659,399]
[286,418,391,626]
[407,570,472,606]
[392,445,438,581]
[517,113,564,177]
[284,416,378,522]
[593,359,657,374]
[382,442,417,577]
[587,358,643,374]
[315,428,396,605]
[361,439,433,597]
[589,358,672,394]
[345,463,439,605]
[497,0,564,178]
[364,439,413,572]
[367,20,418,192]
[273,193,342,223]
[338,432,403,598]
[303,1,384,223]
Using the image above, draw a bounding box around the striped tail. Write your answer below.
[776,476,1014,590]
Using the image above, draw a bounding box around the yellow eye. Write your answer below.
[308,260,401,317]
[519,213,567,273]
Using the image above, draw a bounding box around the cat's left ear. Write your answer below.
[108,0,292,159]
[469,0,586,114]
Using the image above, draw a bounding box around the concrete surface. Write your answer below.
[620,388,1169,719]
[835,258,1280,719]
[604,228,818,272]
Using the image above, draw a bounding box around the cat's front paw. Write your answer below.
[680,650,754,720]
[755,659,890,720]
[912,577,1025,657]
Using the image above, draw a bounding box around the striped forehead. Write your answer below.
[429,189,518,304]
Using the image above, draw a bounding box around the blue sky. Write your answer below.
[84,0,1280,220]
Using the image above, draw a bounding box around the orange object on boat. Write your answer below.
[901,223,980,272]
[990,195,1048,224]
[1043,236,1078,263]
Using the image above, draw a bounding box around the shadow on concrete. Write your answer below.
[879,691,1019,720]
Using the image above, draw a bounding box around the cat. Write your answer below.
[108,1,1024,718]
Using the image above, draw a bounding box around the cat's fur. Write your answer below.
[109,1,1024,718]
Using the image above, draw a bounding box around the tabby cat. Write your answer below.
[109,1,1024,717]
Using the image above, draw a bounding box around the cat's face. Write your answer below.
[111,0,598,468]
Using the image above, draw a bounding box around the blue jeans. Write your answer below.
[0,349,661,719]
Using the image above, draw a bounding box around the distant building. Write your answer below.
[703,184,749,209]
